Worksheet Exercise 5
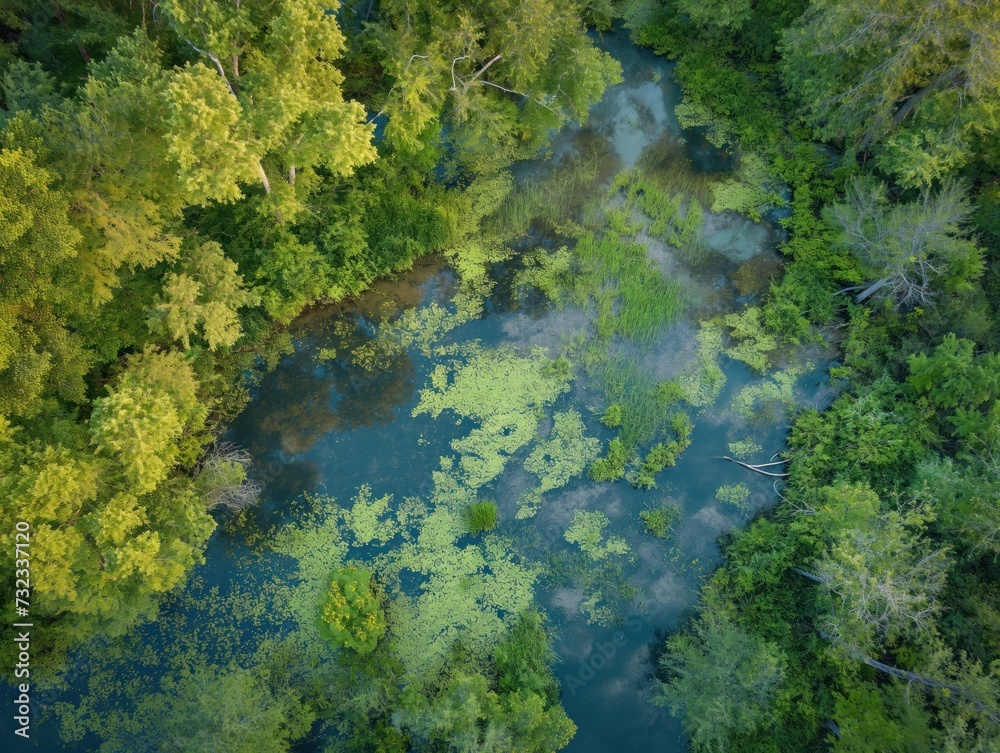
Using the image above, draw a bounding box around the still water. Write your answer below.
[19,27,836,752]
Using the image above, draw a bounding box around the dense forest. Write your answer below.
[1,0,998,751]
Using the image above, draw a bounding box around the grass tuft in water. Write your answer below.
[463,501,499,534]
[641,502,682,538]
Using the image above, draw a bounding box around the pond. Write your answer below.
[22,27,837,753]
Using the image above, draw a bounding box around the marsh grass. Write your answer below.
[572,231,684,345]
[463,501,499,534]
[587,358,694,487]
[593,357,672,448]
[640,502,682,538]
[637,134,718,207]
[485,150,616,239]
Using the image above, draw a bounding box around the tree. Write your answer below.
[815,504,949,649]
[915,455,1000,557]
[147,240,259,350]
[161,0,377,220]
[6,33,186,306]
[98,662,315,753]
[398,667,575,753]
[657,616,785,753]
[781,0,1000,165]
[828,179,984,308]
[90,348,208,494]
[365,0,621,163]
[0,146,90,417]
[907,333,1000,447]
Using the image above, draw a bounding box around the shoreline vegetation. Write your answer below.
[1,1,998,752]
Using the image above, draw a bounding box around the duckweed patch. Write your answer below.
[715,483,751,507]
[723,307,778,373]
[728,437,764,459]
[520,410,601,518]
[678,321,727,408]
[414,345,573,489]
[732,361,812,426]
[564,510,630,561]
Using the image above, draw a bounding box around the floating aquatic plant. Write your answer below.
[732,361,812,426]
[679,321,727,408]
[564,510,630,561]
[345,484,398,546]
[414,345,572,489]
[520,410,601,518]
[716,483,751,507]
[727,437,763,459]
[723,307,778,373]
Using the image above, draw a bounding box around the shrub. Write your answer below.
[320,566,386,654]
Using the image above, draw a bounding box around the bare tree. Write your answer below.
[197,442,261,513]
[829,178,981,309]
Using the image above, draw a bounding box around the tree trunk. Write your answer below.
[54,4,91,64]
[256,162,284,223]
[714,456,790,478]
[794,568,826,584]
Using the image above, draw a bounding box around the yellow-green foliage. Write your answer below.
[520,411,601,518]
[414,345,572,489]
[716,483,751,507]
[321,566,386,654]
[564,510,630,560]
